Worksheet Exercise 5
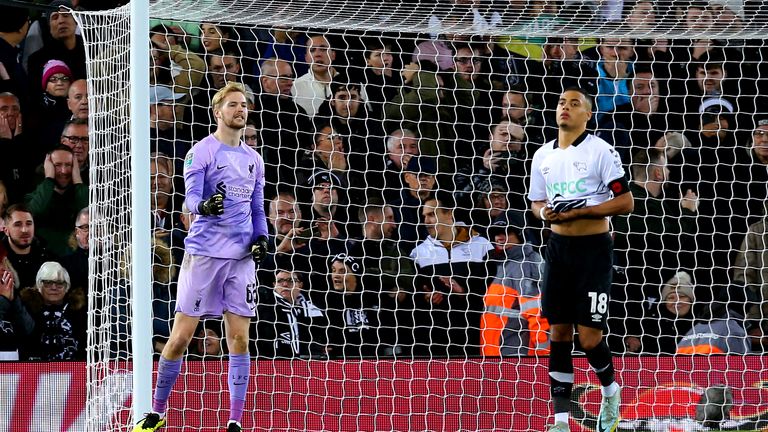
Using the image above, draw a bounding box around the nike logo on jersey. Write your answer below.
[216,164,227,170]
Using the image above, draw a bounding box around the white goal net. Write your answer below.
[80,1,768,431]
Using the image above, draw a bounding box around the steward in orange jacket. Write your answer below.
[481,211,550,356]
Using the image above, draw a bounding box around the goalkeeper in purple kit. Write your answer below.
[134,82,268,432]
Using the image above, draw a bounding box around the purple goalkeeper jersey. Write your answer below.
[183,134,268,259]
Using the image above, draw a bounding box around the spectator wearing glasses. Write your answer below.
[32,60,73,152]
[451,42,494,146]
[20,261,85,360]
[59,118,89,185]
[26,1,87,100]
[60,207,88,293]
[453,44,485,86]
[25,146,88,256]
[253,268,327,358]
[242,119,258,150]
[303,170,346,231]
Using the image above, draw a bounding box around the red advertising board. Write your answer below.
[2,357,767,432]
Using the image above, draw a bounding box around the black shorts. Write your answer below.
[541,232,613,330]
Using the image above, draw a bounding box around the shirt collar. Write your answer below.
[552,131,589,149]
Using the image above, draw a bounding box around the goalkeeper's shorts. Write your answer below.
[540,232,613,330]
[176,254,257,318]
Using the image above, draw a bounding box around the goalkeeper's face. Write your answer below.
[216,92,248,131]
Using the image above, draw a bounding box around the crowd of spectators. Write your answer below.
[1,0,768,361]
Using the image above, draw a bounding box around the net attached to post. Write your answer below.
[77,4,136,432]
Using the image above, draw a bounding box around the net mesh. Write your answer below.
[78,5,135,431]
[81,1,768,431]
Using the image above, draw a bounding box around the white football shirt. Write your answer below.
[528,132,625,217]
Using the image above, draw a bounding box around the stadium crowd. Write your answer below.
[1,0,767,361]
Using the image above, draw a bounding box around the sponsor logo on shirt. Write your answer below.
[546,179,587,196]
[184,152,194,168]
[216,181,227,196]
[592,313,602,322]
[228,185,253,199]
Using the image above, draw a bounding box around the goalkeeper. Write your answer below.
[528,88,634,432]
[134,82,269,432]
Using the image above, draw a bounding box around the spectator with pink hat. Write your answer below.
[32,59,73,153]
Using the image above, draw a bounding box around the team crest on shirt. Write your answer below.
[613,152,623,168]
[248,164,254,179]
[573,161,587,173]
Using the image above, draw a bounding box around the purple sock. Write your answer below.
[228,353,250,423]
[152,356,182,415]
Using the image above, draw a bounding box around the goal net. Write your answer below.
[79,1,768,431]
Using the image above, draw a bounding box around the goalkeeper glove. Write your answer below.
[250,236,269,264]
[198,193,224,216]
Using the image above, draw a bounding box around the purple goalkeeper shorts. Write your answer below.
[175,254,257,318]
